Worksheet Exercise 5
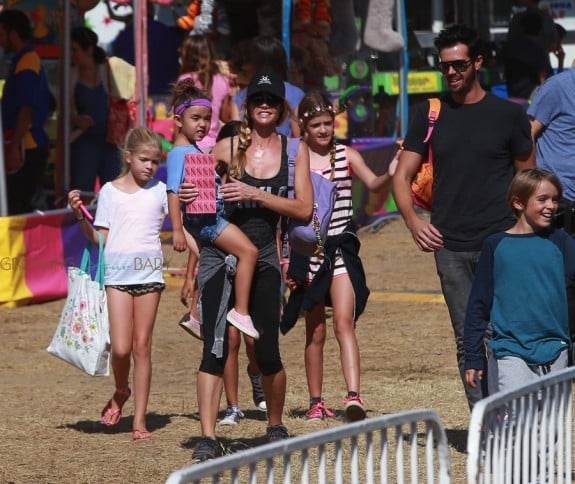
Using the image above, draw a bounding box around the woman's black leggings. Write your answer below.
[199,261,283,376]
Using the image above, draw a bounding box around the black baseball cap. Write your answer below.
[246,72,285,101]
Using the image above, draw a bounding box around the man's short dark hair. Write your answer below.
[0,9,32,41]
[434,24,485,59]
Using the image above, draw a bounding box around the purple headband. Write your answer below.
[174,98,212,116]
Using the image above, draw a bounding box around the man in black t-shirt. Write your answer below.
[393,24,534,410]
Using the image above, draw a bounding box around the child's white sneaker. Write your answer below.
[218,405,244,426]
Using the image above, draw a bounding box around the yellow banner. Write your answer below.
[373,71,444,95]
[0,216,34,307]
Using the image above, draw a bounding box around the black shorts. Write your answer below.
[107,282,165,296]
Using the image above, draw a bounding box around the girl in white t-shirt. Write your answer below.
[68,127,167,441]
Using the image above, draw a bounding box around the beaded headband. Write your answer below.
[174,98,212,116]
[299,104,335,123]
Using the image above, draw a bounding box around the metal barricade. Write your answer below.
[166,409,452,484]
[467,366,575,483]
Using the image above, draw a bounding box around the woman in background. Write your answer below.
[69,26,121,192]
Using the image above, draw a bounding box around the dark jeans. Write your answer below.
[7,146,48,215]
[435,248,490,410]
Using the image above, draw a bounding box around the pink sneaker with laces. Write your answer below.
[227,308,260,339]
[305,401,335,422]
[343,395,366,422]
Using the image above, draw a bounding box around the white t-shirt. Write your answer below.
[94,179,168,285]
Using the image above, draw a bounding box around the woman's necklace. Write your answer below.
[252,135,275,160]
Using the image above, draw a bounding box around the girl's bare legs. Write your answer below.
[305,302,328,399]
[103,288,134,425]
[244,335,261,378]
[105,287,160,432]
[330,275,360,394]
[214,225,258,315]
[183,230,201,321]
[131,290,161,431]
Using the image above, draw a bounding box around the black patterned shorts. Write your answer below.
[107,282,166,296]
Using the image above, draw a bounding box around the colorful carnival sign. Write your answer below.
[0,210,90,307]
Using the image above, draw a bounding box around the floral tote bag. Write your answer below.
[46,232,110,376]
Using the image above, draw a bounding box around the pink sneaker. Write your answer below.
[343,395,366,422]
[178,313,203,340]
[227,309,260,339]
[305,401,335,422]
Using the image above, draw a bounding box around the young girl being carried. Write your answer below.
[177,33,232,151]
[166,78,259,339]
[68,127,167,441]
[282,91,395,422]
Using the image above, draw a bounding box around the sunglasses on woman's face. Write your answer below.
[249,93,282,107]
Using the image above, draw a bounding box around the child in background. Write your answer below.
[465,168,574,394]
[282,91,394,422]
[177,34,232,150]
[68,127,167,441]
[166,79,260,339]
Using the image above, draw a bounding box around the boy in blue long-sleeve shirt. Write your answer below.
[464,168,574,394]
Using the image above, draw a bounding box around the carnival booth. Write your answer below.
[0,0,443,306]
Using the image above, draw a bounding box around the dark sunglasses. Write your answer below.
[249,93,282,107]
[437,58,474,74]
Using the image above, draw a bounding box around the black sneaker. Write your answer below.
[247,365,267,411]
[191,437,222,463]
[266,424,290,442]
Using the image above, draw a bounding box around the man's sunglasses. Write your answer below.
[437,58,474,74]
[249,93,282,107]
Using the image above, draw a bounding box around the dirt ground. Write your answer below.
[0,216,472,483]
